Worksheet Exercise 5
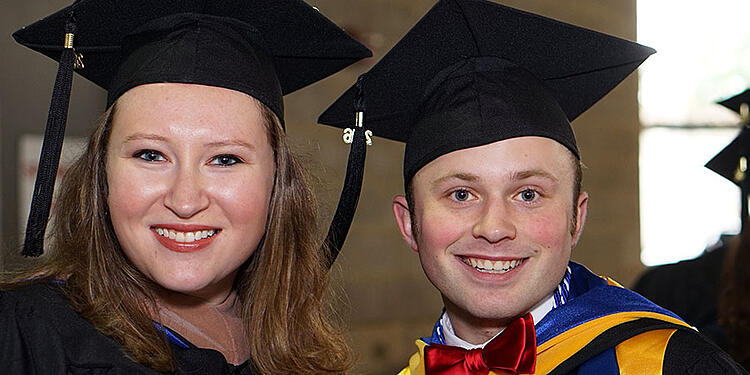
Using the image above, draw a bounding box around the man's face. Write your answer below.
[393,136,587,329]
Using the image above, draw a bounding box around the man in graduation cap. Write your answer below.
[320,0,747,373]
[634,89,750,371]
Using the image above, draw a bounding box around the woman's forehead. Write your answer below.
[111,83,267,141]
[117,82,261,111]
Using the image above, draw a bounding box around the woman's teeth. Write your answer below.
[462,257,524,273]
[154,228,216,243]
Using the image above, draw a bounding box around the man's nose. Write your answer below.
[472,198,516,243]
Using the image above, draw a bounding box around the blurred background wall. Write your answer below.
[1,1,641,373]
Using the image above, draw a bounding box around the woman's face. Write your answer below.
[106,83,275,303]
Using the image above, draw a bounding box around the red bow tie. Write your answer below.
[423,313,536,375]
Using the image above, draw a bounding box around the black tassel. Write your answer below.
[22,19,78,257]
[742,174,749,233]
[324,76,368,268]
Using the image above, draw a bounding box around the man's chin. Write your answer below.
[449,300,531,327]
[472,308,528,322]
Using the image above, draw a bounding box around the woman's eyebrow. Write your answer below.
[123,133,168,143]
[122,134,255,151]
[205,139,256,151]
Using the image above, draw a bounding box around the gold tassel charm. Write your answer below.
[735,156,747,183]
[64,32,84,70]
[342,111,373,146]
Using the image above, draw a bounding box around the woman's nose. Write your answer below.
[163,167,209,218]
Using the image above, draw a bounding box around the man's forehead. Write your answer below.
[414,136,576,184]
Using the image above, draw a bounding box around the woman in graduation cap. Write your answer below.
[0,1,370,374]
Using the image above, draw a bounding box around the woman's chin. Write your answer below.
[151,274,232,303]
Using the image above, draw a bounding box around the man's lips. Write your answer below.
[458,255,529,274]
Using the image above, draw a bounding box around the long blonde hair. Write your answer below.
[3,99,352,374]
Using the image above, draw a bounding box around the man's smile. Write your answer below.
[459,256,526,274]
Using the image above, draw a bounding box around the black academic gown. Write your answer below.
[634,236,750,371]
[0,283,257,375]
[633,237,732,352]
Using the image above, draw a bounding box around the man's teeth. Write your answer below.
[463,257,524,273]
[154,228,217,243]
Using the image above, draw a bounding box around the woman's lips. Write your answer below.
[151,226,220,253]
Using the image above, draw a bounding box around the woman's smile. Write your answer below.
[152,224,221,253]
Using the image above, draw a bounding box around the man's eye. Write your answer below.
[134,150,165,162]
[210,155,242,166]
[451,189,473,202]
[518,189,538,202]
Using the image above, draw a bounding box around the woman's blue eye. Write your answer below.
[211,155,241,166]
[452,189,471,202]
[134,150,165,162]
[519,189,538,202]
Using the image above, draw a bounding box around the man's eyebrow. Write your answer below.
[510,169,558,182]
[431,172,480,185]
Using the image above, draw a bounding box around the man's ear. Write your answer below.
[393,195,418,252]
[571,192,588,248]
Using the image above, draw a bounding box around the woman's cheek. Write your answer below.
[209,173,272,221]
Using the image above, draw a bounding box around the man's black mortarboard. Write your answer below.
[706,89,750,230]
[317,0,654,263]
[14,0,371,257]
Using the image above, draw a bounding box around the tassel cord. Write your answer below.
[22,21,77,257]
[324,76,367,268]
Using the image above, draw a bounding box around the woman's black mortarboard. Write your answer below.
[14,0,371,258]
[318,0,654,264]
[705,89,750,231]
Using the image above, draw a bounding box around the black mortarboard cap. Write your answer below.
[705,127,750,187]
[321,0,655,181]
[706,90,750,229]
[317,0,654,263]
[717,89,750,122]
[14,0,371,257]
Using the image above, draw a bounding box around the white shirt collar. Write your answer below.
[441,291,556,349]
